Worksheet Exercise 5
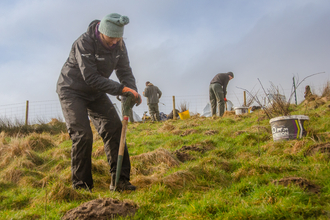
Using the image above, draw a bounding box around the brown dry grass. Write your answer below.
[50,160,71,174]
[26,133,54,152]
[0,131,7,145]
[6,150,44,170]
[131,174,160,187]
[46,181,92,202]
[57,132,70,143]
[132,170,196,190]
[232,167,257,181]
[179,122,200,129]
[90,121,102,141]
[283,140,306,154]
[39,173,65,188]
[92,159,109,175]
[51,148,71,160]
[250,125,271,134]
[204,130,218,135]
[92,145,105,157]
[0,133,55,166]
[162,170,195,188]
[0,137,31,168]
[131,148,180,176]
[1,166,24,183]
[19,176,43,188]
[302,96,328,110]
[223,111,235,117]
[171,129,183,135]
[158,122,176,132]
[180,129,198,137]
[321,81,330,98]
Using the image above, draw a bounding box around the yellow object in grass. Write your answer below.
[178,110,190,120]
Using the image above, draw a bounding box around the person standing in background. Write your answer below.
[143,81,162,121]
[209,72,234,117]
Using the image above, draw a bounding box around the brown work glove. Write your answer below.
[122,87,142,106]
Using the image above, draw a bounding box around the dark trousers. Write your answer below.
[59,93,131,189]
[148,103,160,121]
[209,83,225,117]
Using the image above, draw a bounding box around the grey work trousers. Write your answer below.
[59,93,131,189]
[209,83,225,117]
[148,103,160,121]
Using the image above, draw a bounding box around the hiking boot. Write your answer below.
[110,175,136,191]
[73,184,93,192]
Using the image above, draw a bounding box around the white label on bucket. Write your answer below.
[272,127,289,139]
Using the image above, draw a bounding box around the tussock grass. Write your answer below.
[57,131,70,143]
[158,122,176,132]
[131,148,180,176]
[162,170,195,188]
[46,181,92,202]
[0,118,66,137]
[0,137,31,168]
[1,166,24,183]
[0,131,8,145]
[321,81,330,97]
[51,147,71,160]
[92,145,105,157]
[26,133,54,152]
[91,159,109,175]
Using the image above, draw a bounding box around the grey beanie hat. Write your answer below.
[99,13,129,38]
[227,72,234,78]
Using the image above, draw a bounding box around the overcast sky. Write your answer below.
[0,0,329,116]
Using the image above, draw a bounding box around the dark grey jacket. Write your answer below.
[143,83,162,104]
[56,20,137,99]
[210,73,230,98]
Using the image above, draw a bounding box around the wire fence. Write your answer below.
[0,85,313,124]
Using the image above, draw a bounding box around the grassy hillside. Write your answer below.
[1,96,330,219]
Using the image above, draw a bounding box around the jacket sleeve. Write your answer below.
[157,87,162,98]
[115,42,138,92]
[74,38,124,95]
[222,76,229,98]
[143,87,149,97]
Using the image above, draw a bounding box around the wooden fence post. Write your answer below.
[25,100,29,126]
[172,96,176,119]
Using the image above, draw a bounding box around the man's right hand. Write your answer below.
[122,87,142,106]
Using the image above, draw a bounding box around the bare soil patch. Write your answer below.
[180,129,198,137]
[171,129,183,135]
[272,177,321,193]
[174,144,213,162]
[234,130,246,136]
[204,130,218,136]
[61,198,138,220]
[304,143,330,156]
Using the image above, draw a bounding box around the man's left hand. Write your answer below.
[122,87,142,106]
